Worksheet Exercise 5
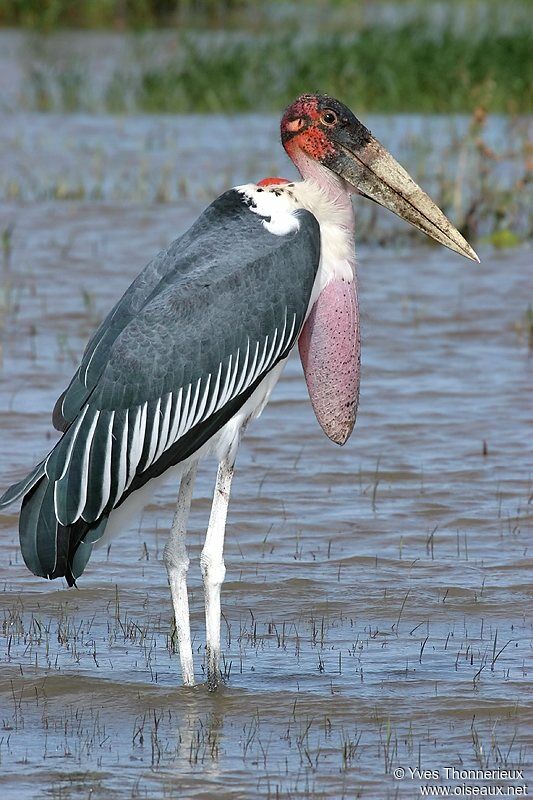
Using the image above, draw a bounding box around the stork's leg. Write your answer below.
[163,463,198,687]
[201,457,234,690]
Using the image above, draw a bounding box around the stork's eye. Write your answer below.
[321,110,337,126]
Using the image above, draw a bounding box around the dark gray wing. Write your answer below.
[42,189,320,527]
[53,190,255,431]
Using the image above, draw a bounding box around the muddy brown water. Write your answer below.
[0,113,531,799]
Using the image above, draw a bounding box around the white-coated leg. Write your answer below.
[200,457,234,690]
[163,463,197,687]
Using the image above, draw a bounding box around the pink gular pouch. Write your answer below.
[298,277,360,445]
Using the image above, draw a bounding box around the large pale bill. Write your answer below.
[334,136,480,263]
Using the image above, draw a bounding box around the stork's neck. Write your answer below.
[284,149,357,296]
[290,149,355,234]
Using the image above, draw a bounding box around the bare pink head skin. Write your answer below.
[276,94,478,445]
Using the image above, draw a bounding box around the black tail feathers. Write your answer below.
[2,468,107,586]
[0,461,46,509]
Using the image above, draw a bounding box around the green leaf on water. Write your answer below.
[485,229,522,248]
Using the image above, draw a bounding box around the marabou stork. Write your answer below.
[0,94,478,689]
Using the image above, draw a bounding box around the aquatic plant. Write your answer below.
[0,0,246,29]
[19,24,532,115]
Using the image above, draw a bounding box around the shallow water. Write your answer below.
[0,113,531,799]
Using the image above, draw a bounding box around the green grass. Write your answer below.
[136,26,532,114]
[0,0,245,29]
[21,23,532,115]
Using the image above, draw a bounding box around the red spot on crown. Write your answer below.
[281,95,321,132]
[257,177,291,187]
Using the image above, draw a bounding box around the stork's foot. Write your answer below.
[201,554,226,691]
[180,654,196,687]
[206,647,223,691]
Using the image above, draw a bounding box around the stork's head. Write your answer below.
[281,93,478,262]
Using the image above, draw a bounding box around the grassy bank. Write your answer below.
[0,0,246,29]
[16,23,532,115]
[135,26,531,114]
[1,0,531,115]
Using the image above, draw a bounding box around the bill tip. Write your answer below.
[467,248,480,263]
